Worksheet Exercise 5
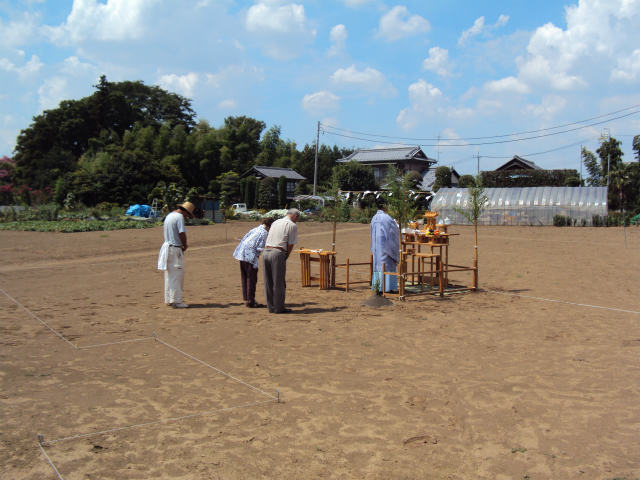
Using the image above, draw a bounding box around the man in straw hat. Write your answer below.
[157,201,195,308]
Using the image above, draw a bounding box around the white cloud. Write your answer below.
[36,56,98,111]
[331,64,396,97]
[484,76,530,94]
[495,14,509,27]
[0,13,41,48]
[439,128,467,147]
[45,0,159,45]
[0,55,43,79]
[396,79,444,129]
[611,48,640,82]
[205,64,264,89]
[218,98,237,109]
[422,47,452,77]
[458,14,509,45]
[245,1,316,60]
[342,0,372,6]
[328,24,347,57]
[301,90,340,115]
[378,6,430,41]
[458,16,485,46]
[38,77,69,111]
[158,72,200,98]
[515,1,640,92]
[525,95,568,117]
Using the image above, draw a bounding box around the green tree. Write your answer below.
[332,161,377,191]
[582,147,602,186]
[277,175,288,208]
[257,177,277,210]
[433,166,452,191]
[220,116,266,173]
[454,175,488,289]
[218,171,241,207]
[633,134,640,162]
[13,76,195,189]
[596,136,623,185]
[458,174,475,188]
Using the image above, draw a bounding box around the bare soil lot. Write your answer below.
[1,222,639,479]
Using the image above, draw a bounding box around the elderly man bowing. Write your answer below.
[370,197,399,293]
[157,201,195,308]
[262,208,300,313]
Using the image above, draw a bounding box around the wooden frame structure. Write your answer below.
[380,231,478,300]
[333,254,373,292]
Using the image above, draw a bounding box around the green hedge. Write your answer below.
[480,169,580,187]
[0,219,159,233]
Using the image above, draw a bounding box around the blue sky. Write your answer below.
[1,0,639,175]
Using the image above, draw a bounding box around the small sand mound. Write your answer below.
[361,294,394,308]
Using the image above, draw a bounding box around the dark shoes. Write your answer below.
[275,308,292,314]
[246,301,265,308]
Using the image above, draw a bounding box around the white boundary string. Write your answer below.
[153,333,278,400]
[487,290,640,315]
[43,399,275,446]
[37,436,65,480]
[1,286,79,350]
[78,337,154,350]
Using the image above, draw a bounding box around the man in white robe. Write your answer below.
[370,198,399,293]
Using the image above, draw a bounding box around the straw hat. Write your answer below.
[179,201,195,217]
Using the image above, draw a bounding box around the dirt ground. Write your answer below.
[1,221,639,480]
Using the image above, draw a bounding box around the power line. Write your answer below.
[321,109,640,147]
[481,138,592,159]
[321,104,640,142]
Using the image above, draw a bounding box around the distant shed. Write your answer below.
[431,186,608,226]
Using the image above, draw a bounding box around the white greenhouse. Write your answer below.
[431,186,608,226]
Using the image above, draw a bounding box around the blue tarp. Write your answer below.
[125,204,154,217]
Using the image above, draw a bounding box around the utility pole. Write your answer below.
[313,121,320,196]
[579,145,582,184]
[476,151,480,176]
[603,128,611,187]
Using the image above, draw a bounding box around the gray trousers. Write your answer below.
[262,248,287,313]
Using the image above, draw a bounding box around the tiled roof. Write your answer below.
[338,146,435,163]
[496,155,542,170]
[243,166,306,180]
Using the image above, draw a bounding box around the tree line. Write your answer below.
[1,76,354,208]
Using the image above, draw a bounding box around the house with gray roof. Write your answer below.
[495,155,542,171]
[337,146,437,188]
[240,166,306,200]
[422,166,461,191]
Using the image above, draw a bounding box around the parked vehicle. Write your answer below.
[231,203,247,213]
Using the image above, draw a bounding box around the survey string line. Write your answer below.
[78,337,154,350]
[486,290,640,315]
[42,399,276,446]
[37,439,65,480]
[0,286,79,350]
[153,333,278,400]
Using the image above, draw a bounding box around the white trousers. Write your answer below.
[164,247,185,304]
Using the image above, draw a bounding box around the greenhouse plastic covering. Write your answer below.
[430,187,608,226]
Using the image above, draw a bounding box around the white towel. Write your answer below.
[157,242,170,270]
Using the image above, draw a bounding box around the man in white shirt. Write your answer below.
[157,202,195,308]
[262,208,299,313]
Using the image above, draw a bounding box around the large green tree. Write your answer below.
[13,76,195,189]
[332,161,377,191]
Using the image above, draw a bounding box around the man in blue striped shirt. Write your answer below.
[233,218,274,307]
